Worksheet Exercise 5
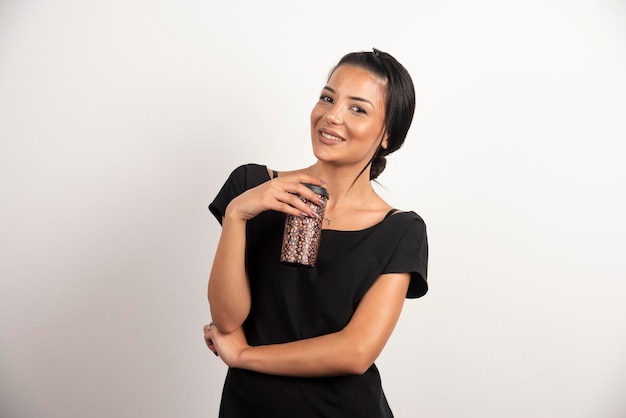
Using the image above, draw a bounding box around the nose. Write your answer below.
[324,105,343,125]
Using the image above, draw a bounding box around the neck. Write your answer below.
[308,162,373,209]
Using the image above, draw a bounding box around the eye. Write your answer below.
[319,94,333,103]
[350,105,367,114]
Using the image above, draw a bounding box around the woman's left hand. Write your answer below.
[203,323,249,368]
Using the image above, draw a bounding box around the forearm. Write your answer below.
[236,329,376,377]
[220,274,410,377]
[208,215,251,333]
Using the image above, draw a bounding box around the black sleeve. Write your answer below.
[208,163,268,225]
[382,212,429,298]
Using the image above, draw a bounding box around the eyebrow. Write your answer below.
[323,86,374,107]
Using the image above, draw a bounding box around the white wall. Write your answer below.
[1,1,625,417]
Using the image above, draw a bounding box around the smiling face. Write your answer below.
[310,64,388,169]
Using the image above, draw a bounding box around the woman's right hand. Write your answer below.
[224,173,326,221]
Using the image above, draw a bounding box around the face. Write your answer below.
[310,65,388,168]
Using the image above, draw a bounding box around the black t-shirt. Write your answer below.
[209,163,428,418]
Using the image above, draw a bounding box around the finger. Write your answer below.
[204,333,218,356]
[279,190,319,215]
[262,187,311,218]
[203,323,214,345]
[203,323,219,356]
[206,338,217,353]
[272,184,326,218]
[208,341,218,356]
[274,199,319,219]
[295,183,329,208]
[292,172,327,187]
[204,334,218,356]
[262,179,324,218]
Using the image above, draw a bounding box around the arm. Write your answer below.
[207,214,250,334]
[208,172,327,334]
[205,272,410,376]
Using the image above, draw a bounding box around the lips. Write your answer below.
[319,128,344,144]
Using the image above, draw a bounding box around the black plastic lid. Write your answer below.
[302,183,329,198]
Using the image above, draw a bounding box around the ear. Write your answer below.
[381,136,389,150]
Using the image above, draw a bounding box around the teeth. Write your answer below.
[321,132,342,141]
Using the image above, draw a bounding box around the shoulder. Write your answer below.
[228,163,269,178]
[384,210,428,243]
[388,210,426,229]
[209,163,270,221]
[223,163,271,187]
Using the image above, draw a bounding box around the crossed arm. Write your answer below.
[206,270,409,377]
[205,172,410,377]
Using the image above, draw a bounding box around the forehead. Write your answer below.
[327,65,387,104]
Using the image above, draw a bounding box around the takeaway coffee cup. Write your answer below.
[280,183,329,268]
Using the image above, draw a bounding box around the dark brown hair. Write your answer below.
[329,48,416,180]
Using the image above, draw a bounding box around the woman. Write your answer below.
[204,49,428,417]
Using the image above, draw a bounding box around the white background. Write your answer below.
[1,1,625,417]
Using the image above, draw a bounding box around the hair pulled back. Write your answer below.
[328,49,416,180]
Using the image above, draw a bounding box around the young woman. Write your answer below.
[204,49,428,417]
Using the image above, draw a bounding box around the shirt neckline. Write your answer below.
[322,209,400,233]
[263,165,405,233]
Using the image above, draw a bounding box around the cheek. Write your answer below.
[354,124,379,142]
[310,106,322,126]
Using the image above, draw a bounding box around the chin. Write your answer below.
[311,145,333,162]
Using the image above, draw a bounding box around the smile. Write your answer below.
[320,131,344,142]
